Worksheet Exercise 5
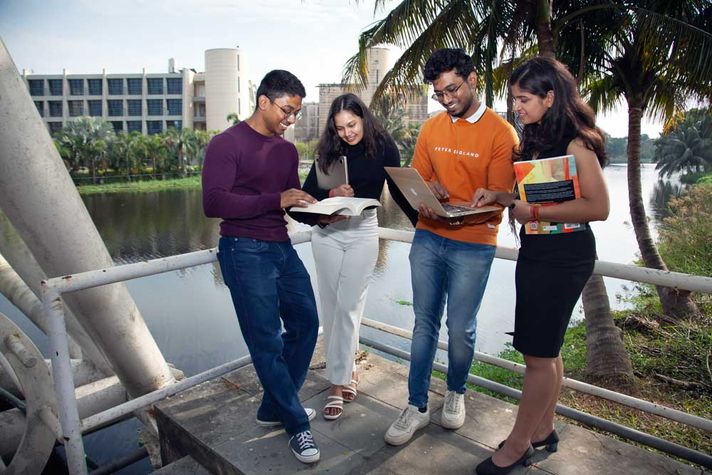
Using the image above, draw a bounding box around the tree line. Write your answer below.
[53,117,215,184]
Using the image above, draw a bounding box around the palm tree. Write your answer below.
[585,1,712,317]
[344,0,640,386]
[163,128,198,177]
[226,112,240,125]
[191,130,213,168]
[654,108,712,177]
[110,132,135,181]
[55,117,115,184]
[372,91,407,139]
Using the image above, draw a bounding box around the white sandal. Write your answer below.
[342,378,359,403]
[322,395,344,420]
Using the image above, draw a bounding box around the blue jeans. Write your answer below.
[408,230,496,408]
[217,236,319,436]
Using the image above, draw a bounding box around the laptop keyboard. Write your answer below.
[442,203,475,213]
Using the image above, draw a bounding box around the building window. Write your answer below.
[166,78,182,95]
[166,120,182,129]
[166,99,182,116]
[126,121,142,133]
[108,79,124,95]
[48,122,63,135]
[29,80,45,96]
[111,121,123,133]
[147,99,163,116]
[88,100,102,117]
[68,79,84,96]
[147,78,163,95]
[147,120,163,135]
[127,99,142,116]
[107,99,123,117]
[48,79,63,96]
[49,101,63,117]
[127,78,142,95]
[87,79,102,95]
[34,101,44,117]
[68,100,84,117]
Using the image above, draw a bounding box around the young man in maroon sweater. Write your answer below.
[202,70,320,464]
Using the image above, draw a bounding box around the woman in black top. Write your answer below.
[298,93,415,421]
[473,57,609,474]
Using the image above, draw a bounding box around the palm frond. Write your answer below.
[350,1,479,102]
[341,0,448,89]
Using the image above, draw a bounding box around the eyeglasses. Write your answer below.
[431,80,466,102]
[272,101,303,121]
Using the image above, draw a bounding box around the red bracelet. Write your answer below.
[530,204,540,221]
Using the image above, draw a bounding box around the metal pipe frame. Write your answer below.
[359,336,712,469]
[81,355,251,433]
[41,285,87,475]
[361,317,712,433]
[39,227,711,474]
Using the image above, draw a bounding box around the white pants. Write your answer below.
[311,210,379,385]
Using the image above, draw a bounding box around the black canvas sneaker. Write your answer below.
[288,429,320,463]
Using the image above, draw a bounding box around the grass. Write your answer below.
[455,297,711,464]
[76,176,201,194]
[76,170,310,195]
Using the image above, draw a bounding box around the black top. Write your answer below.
[532,121,577,161]
[293,136,418,226]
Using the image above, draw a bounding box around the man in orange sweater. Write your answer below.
[385,48,518,446]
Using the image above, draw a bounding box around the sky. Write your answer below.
[0,0,663,138]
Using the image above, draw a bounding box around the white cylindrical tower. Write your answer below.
[362,47,391,106]
[205,48,249,132]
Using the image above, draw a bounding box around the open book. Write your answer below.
[291,197,381,216]
[514,154,584,235]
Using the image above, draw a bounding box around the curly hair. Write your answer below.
[509,57,607,167]
[423,48,474,82]
[316,93,389,173]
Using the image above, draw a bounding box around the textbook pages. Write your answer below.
[292,197,381,216]
[514,154,584,235]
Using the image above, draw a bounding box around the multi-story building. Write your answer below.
[23,48,253,135]
[293,102,320,143]
[307,47,428,141]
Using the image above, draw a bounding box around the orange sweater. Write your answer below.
[412,108,518,246]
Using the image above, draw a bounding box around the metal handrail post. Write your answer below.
[42,284,87,475]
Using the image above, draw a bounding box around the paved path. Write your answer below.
[153,344,705,474]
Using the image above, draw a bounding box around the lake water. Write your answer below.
[0,163,668,472]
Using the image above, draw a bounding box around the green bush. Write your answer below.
[657,184,712,277]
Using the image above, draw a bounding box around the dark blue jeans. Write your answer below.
[218,236,319,436]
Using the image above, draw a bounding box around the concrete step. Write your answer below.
[152,346,704,474]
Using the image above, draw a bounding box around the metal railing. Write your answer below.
[40,228,712,474]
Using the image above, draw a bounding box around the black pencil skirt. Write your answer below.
[512,227,596,358]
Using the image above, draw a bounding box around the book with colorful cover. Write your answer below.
[514,154,584,235]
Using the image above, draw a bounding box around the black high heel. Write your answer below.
[532,429,558,452]
[475,445,534,475]
[497,429,559,453]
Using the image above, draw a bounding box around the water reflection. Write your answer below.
[650,179,685,222]
[83,190,220,263]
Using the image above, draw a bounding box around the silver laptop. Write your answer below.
[315,156,348,190]
[385,167,500,218]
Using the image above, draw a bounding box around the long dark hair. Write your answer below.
[316,93,388,173]
[509,57,607,167]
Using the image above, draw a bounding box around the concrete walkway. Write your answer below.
[152,344,705,474]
